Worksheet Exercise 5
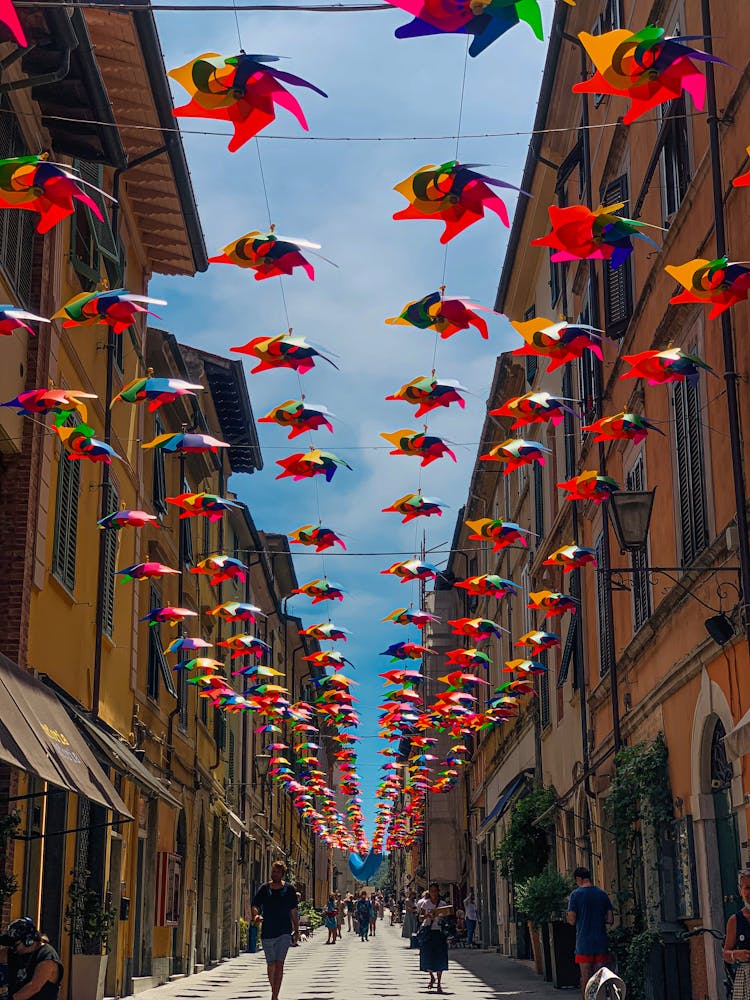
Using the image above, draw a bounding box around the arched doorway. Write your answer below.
[710,718,740,925]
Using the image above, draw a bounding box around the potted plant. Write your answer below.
[64,868,116,1000]
[516,868,578,988]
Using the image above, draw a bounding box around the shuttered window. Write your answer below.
[228,730,235,789]
[523,305,537,384]
[601,175,634,339]
[627,456,651,631]
[0,98,36,308]
[533,462,544,542]
[71,160,120,287]
[549,250,561,308]
[101,483,119,637]
[180,478,194,567]
[539,651,550,728]
[673,371,708,566]
[52,423,81,593]
[214,708,226,751]
[147,584,161,700]
[577,292,596,433]
[152,414,168,515]
[662,94,691,221]
[595,532,614,676]
[558,615,577,688]
[562,367,576,478]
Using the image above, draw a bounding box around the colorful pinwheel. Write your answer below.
[381,492,446,522]
[303,650,354,670]
[582,412,663,444]
[207,602,265,623]
[289,524,345,551]
[380,429,456,466]
[230,332,337,374]
[386,291,491,339]
[511,316,604,373]
[532,203,659,268]
[381,559,439,584]
[557,471,620,503]
[0,155,112,234]
[112,376,203,411]
[164,636,212,655]
[218,634,271,659]
[2,388,95,421]
[619,347,714,387]
[169,52,326,153]
[166,492,241,521]
[381,642,434,661]
[290,579,345,604]
[393,161,524,243]
[53,289,166,334]
[386,375,467,418]
[480,438,550,473]
[116,562,180,583]
[208,228,330,280]
[54,420,120,464]
[299,623,351,642]
[389,0,543,58]
[259,399,334,438]
[665,257,750,319]
[527,590,577,618]
[141,607,197,627]
[490,391,576,429]
[504,658,547,675]
[515,630,560,653]
[142,432,228,454]
[98,509,159,530]
[0,307,49,337]
[465,517,530,550]
[190,555,248,586]
[275,449,352,483]
[572,25,727,125]
[382,609,440,629]
[543,545,597,572]
[447,617,505,640]
[455,575,520,599]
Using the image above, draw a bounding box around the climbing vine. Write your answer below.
[494,786,556,883]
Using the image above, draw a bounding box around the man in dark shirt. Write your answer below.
[251,860,299,1000]
[567,867,614,998]
[1,919,62,1000]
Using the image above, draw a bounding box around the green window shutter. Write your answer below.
[71,160,121,289]
[52,426,81,593]
[0,97,35,308]
[102,483,119,637]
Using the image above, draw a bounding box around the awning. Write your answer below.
[724,709,750,758]
[214,799,247,837]
[63,702,182,811]
[0,656,132,817]
[479,771,532,832]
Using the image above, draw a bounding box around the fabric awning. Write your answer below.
[724,708,750,758]
[0,656,132,817]
[479,771,532,832]
[214,799,247,837]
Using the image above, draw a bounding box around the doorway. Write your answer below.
[710,719,740,925]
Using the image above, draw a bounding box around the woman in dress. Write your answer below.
[323,893,338,945]
[724,867,750,999]
[401,892,417,940]
[418,882,450,993]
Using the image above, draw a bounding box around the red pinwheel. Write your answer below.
[259,399,333,438]
[218,634,271,659]
[190,555,248,586]
[381,642,434,662]
[503,658,548,675]
[480,438,550,473]
[53,289,166,334]
[54,420,121,465]
[381,429,456,467]
[290,579,345,604]
[557,471,620,503]
[386,291,492,339]
[447,617,505,641]
[116,562,180,583]
[0,307,49,338]
[382,492,446,523]
[382,609,440,629]
[2,387,95,421]
[0,156,111,234]
[665,257,750,319]
[231,332,337,374]
[532,203,659,268]
[112,376,203,411]
[289,524,345,552]
[455,575,519,600]
[386,375,466,418]
[389,0,543,57]
[166,493,241,521]
[303,650,355,670]
[582,412,663,444]
[619,347,714,387]
[511,316,604,373]
[444,647,492,669]
[465,517,530,551]
[543,545,597,572]
[209,230,329,280]
[490,391,576,429]
[381,559,439,584]
[275,450,352,483]
[207,602,265,623]
[299,623,351,642]
[527,591,577,618]
[515,630,560,653]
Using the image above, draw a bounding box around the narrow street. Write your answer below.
[127,922,558,1000]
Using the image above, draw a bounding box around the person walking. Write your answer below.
[724,867,750,999]
[323,894,338,945]
[335,893,344,940]
[355,890,372,941]
[402,891,418,941]
[345,893,354,932]
[418,882,450,993]
[0,917,63,1000]
[463,891,479,948]
[251,860,300,1000]
[369,893,378,937]
[567,866,614,998]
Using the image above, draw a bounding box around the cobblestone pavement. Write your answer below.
[127,920,561,1000]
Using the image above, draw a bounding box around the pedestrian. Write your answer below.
[723,867,750,999]
[463,890,479,948]
[323,894,338,945]
[418,882,450,993]
[566,866,614,998]
[0,917,63,999]
[397,894,405,923]
[251,860,300,1000]
[369,893,378,937]
[335,893,344,939]
[401,891,418,941]
[345,893,354,932]
[355,890,372,942]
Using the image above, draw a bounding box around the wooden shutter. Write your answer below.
[595,533,614,676]
[562,367,576,478]
[558,616,577,688]
[152,414,168,515]
[0,97,35,308]
[539,651,550,727]
[180,478,194,567]
[626,456,651,630]
[102,484,119,637]
[52,431,81,592]
[228,730,236,789]
[601,174,634,339]
[147,584,161,700]
[673,376,708,566]
[524,305,537,384]
[533,463,544,541]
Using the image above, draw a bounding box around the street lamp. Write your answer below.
[255,752,272,781]
[609,489,656,554]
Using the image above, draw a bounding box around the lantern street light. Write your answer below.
[609,489,656,554]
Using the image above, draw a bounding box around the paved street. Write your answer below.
[127,922,559,1000]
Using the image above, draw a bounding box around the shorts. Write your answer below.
[575,953,610,965]
[262,933,292,964]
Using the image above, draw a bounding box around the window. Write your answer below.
[521,564,531,634]
[228,730,235,791]
[180,478,194,567]
[214,708,226,751]
[0,98,36,308]
[533,462,544,543]
[523,305,537,384]
[101,483,119,637]
[52,422,81,592]
[558,614,577,689]
[661,95,691,223]
[561,366,577,478]
[673,370,708,566]
[70,160,120,289]
[627,455,651,630]
[539,651,550,728]
[595,532,614,676]
[549,250,561,309]
[577,291,596,432]
[152,414,168,515]
[601,175,634,339]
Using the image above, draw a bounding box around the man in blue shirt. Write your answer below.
[567,867,614,997]
[252,861,300,1000]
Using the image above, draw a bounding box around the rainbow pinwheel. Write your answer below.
[582,412,663,444]
[619,348,714,387]
[259,399,334,438]
[141,606,197,627]
[289,524,345,551]
[190,554,248,586]
[455,574,520,599]
[276,450,352,483]
[665,257,750,319]
[218,634,271,659]
[116,562,180,583]
[543,545,597,572]
[53,289,166,334]
[303,650,355,670]
[166,492,242,521]
[208,229,332,280]
[54,420,120,464]
[389,0,543,57]
[447,617,505,640]
[465,517,530,550]
[381,492,446,523]
[380,429,456,466]
[112,376,203,411]
[490,391,576,429]
[532,203,659,268]
[382,609,440,629]
[207,602,265,623]
[381,559,439,584]
[299,623,351,642]
[175,658,224,672]
[572,25,727,125]
[381,642,434,662]
[291,578,345,604]
[515,630,560,653]
[386,375,467,418]
[734,150,750,188]
[169,52,326,153]
[511,316,604,373]
[504,658,547,675]
[444,647,492,669]
[528,590,577,618]
[480,438,550,473]
[393,161,523,243]
[142,432,228,454]
[2,387,95,421]
[0,155,112,234]
[558,471,620,503]
[0,307,49,337]
[386,291,491,339]
[231,332,337,374]
[164,636,212,654]
[98,509,159,531]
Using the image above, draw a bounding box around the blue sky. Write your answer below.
[151,2,551,836]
